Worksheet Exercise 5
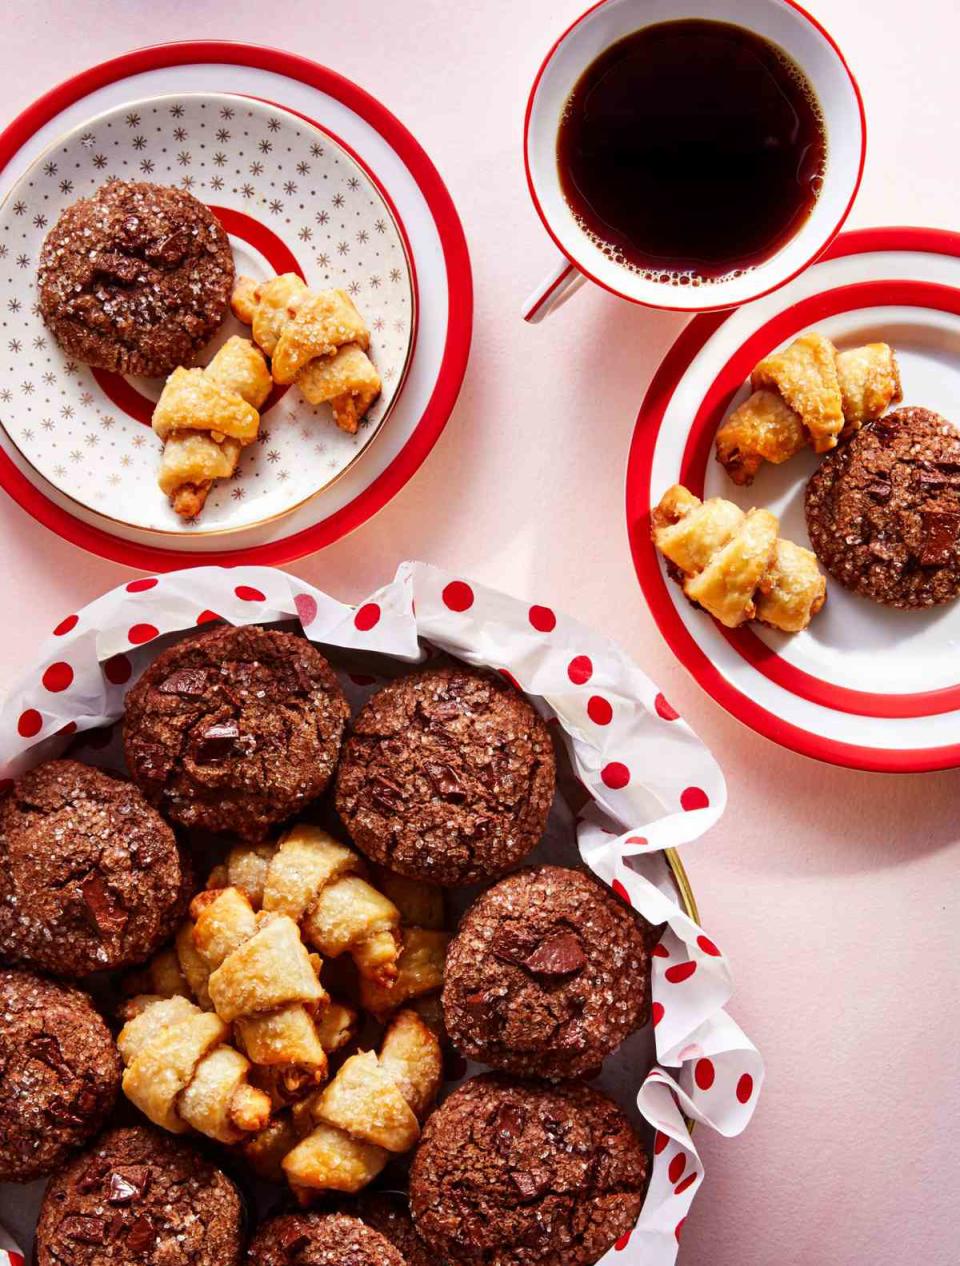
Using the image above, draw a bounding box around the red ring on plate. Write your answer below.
[627,226,960,771]
[0,41,472,568]
[92,207,304,426]
[682,279,960,719]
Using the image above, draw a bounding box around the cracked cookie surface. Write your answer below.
[249,1213,407,1266]
[124,625,349,840]
[37,178,234,378]
[34,1125,244,1266]
[443,866,654,1079]
[409,1074,648,1266]
[805,406,960,607]
[356,1193,434,1266]
[0,967,120,1182]
[0,759,190,976]
[334,666,556,886]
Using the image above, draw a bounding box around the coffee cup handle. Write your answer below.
[522,258,587,323]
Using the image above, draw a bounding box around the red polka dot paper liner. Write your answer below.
[0,1223,24,1266]
[0,561,758,1264]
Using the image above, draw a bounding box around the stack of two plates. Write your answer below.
[0,44,472,569]
[629,226,960,772]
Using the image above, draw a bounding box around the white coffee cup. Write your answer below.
[522,0,866,321]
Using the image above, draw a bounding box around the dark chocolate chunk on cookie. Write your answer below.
[124,625,349,840]
[34,1125,244,1266]
[410,1074,648,1266]
[0,760,191,976]
[805,406,960,607]
[334,666,556,885]
[443,866,654,1078]
[37,179,234,378]
[0,968,120,1182]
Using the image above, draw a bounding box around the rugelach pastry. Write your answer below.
[334,665,557,885]
[716,331,902,483]
[0,968,120,1182]
[152,335,272,518]
[34,1125,245,1266]
[282,1007,442,1198]
[207,825,407,990]
[232,273,382,434]
[118,993,272,1144]
[356,866,448,1021]
[191,885,330,1099]
[443,865,654,1078]
[128,880,359,1110]
[410,1074,648,1266]
[652,483,826,632]
[0,759,191,977]
[37,179,235,378]
[123,625,349,840]
[248,1212,406,1266]
[805,405,960,607]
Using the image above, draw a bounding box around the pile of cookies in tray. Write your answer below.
[0,620,658,1266]
[36,178,382,520]
[651,329,960,629]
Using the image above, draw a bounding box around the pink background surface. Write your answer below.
[1,2,958,1263]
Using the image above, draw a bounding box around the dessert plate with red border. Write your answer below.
[628,227,960,772]
[0,91,415,536]
[0,43,472,566]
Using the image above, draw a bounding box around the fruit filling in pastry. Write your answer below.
[232,273,382,433]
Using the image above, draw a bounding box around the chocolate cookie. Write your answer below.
[334,667,556,885]
[805,406,960,607]
[410,1074,648,1266]
[0,968,120,1182]
[124,625,349,840]
[0,760,190,977]
[34,1125,244,1266]
[356,1193,433,1266]
[443,866,654,1079]
[247,1212,406,1266]
[37,179,234,378]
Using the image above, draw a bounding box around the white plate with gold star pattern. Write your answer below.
[0,90,415,536]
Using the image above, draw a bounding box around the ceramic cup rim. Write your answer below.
[523,0,868,314]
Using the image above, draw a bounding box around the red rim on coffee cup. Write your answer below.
[522,0,866,320]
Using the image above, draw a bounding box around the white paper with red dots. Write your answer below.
[0,562,761,1264]
[0,1223,23,1266]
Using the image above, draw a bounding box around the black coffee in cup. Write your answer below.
[557,19,827,287]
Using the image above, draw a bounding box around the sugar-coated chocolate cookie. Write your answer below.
[805,406,960,607]
[356,1193,434,1266]
[124,625,349,840]
[0,968,120,1182]
[410,1074,648,1266]
[34,1125,244,1266]
[443,866,654,1078]
[0,760,191,977]
[247,1212,406,1266]
[37,179,234,378]
[334,667,556,885]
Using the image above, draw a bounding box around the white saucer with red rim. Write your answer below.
[628,227,960,772]
[0,43,472,566]
[0,91,415,536]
